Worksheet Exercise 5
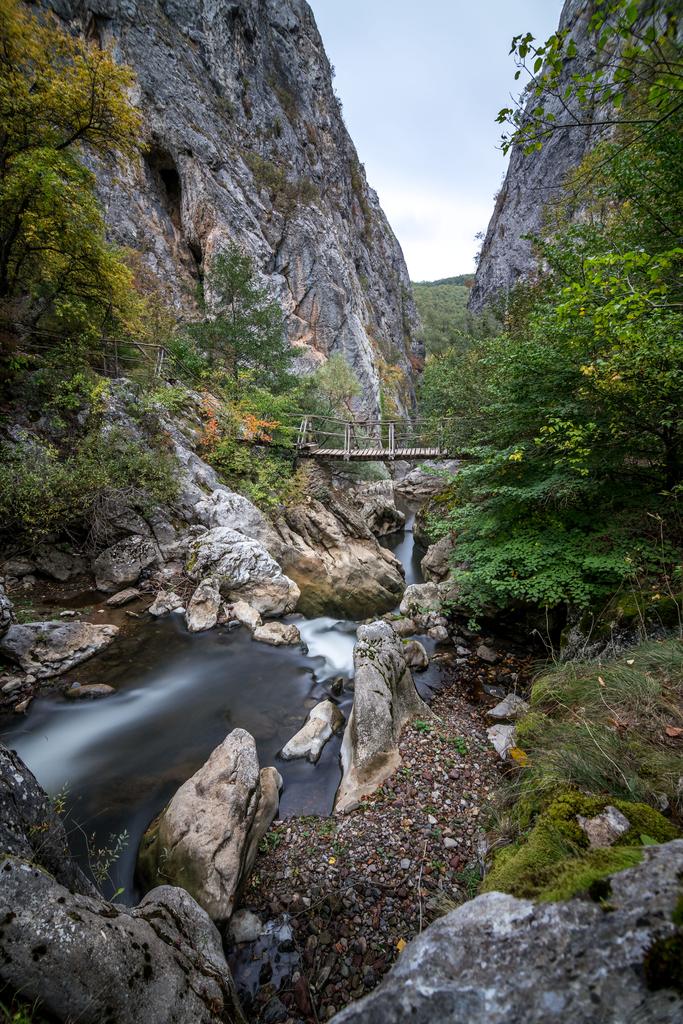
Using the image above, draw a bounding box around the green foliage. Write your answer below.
[421,92,683,617]
[0,0,144,341]
[0,426,177,545]
[412,278,471,355]
[483,785,679,901]
[497,1,682,155]
[183,244,294,394]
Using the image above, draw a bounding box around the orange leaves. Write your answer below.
[241,412,279,443]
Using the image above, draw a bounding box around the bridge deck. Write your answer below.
[300,446,446,461]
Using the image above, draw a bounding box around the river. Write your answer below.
[0,508,434,902]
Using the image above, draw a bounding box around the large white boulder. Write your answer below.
[187,527,299,617]
[137,729,281,923]
[186,578,221,632]
[281,700,344,762]
[0,621,118,679]
[335,621,432,813]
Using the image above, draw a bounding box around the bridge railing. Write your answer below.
[292,414,449,458]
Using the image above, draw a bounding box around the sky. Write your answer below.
[309,0,563,281]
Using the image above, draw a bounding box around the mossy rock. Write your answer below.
[483,789,680,902]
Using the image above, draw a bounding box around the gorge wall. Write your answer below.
[469,0,608,312]
[45,0,422,417]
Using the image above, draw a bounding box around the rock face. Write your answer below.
[470,0,611,311]
[331,841,683,1024]
[392,462,458,501]
[188,527,300,617]
[281,699,344,762]
[49,0,422,419]
[0,744,245,1024]
[336,622,430,813]
[0,620,118,678]
[399,582,454,633]
[137,729,281,923]
[275,497,405,618]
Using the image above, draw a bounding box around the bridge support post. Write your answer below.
[388,421,395,459]
[344,422,351,460]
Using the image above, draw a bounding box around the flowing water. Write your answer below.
[0,507,433,902]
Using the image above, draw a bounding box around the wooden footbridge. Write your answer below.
[295,415,449,461]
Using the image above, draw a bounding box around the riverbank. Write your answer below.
[237,643,534,1023]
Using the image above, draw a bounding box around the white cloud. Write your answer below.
[375,185,493,281]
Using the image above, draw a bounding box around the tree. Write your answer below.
[423,88,683,617]
[497,1,682,156]
[310,353,361,415]
[0,0,143,342]
[186,244,293,393]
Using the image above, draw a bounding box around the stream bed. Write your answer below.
[0,509,432,902]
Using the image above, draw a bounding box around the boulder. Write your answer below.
[281,700,344,762]
[64,683,115,699]
[187,527,299,617]
[194,488,282,552]
[93,535,159,592]
[252,621,301,646]
[387,617,417,638]
[105,586,141,607]
[0,744,245,1024]
[186,577,221,632]
[348,485,406,537]
[137,729,281,923]
[275,496,405,618]
[0,582,13,638]
[486,693,529,722]
[331,841,683,1024]
[402,639,429,671]
[399,581,454,631]
[224,599,262,631]
[335,622,432,813]
[149,590,185,616]
[33,544,87,582]
[0,621,118,679]
[420,534,455,582]
[392,462,458,501]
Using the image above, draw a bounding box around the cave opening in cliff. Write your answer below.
[148,148,182,232]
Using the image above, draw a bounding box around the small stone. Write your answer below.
[577,806,631,849]
[443,837,457,849]
[477,644,499,664]
[148,591,184,617]
[63,683,115,700]
[228,909,263,944]
[59,610,77,618]
[400,859,411,870]
[252,621,301,646]
[427,814,437,825]
[486,723,516,760]
[14,697,32,713]
[106,587,141,607]
[486,693,529,722]
[456,645,470,656]
[2,679,22,694]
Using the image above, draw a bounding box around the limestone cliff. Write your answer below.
[469,0,606,311]
[46,0,422,416]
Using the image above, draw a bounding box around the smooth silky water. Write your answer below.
[0,506,437,901]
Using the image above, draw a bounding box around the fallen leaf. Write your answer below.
[509,746,529,766]
[598,676,606,687]
[625,659,635,665]
[665,725,683,738]
[328,856,336,865]
[396,938,407,953]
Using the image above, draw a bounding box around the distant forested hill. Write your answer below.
[412,276,475,354]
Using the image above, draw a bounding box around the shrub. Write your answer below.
[0,427,177,546]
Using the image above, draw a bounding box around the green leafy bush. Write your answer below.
[0,427,177,545]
